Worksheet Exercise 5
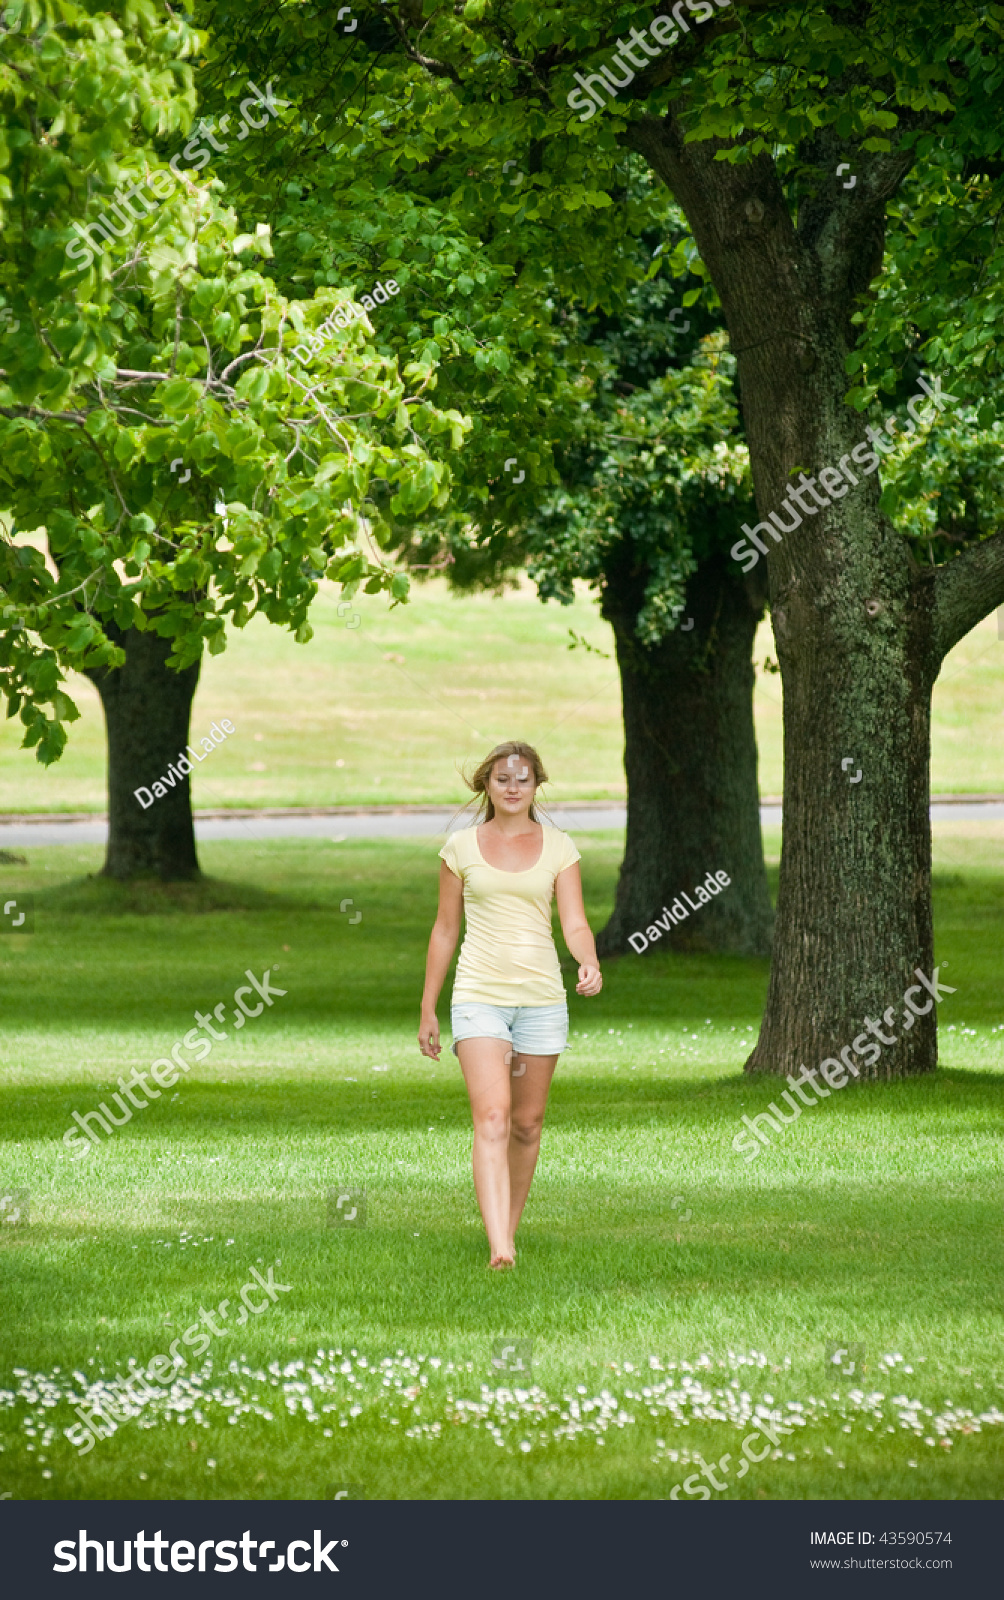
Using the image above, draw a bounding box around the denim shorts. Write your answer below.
[450,1001,569,1057]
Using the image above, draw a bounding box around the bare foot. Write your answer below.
[488,1246,515,1269]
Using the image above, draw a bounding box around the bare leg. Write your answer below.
[457,1037,514,1267]
[507,1051,558,1245]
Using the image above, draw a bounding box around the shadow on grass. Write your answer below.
[9,1066,1003,1147]
[30,873,303,917]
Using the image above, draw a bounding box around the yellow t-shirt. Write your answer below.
[439,824,582,1007]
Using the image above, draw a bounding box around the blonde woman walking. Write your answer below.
[418,741,602,1268]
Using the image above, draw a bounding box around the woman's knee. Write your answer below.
[511,1111,544,1146]
[475,1103,510,1142]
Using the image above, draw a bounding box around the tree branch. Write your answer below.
[384,8,462,85]
[932,529,1004,665]
[0,404,88,423]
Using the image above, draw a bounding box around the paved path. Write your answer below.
[1,798,1002,847]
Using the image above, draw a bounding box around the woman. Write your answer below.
[418,741,602,1268]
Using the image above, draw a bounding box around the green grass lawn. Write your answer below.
[3,578,1004,812]
[1,829,1003,1501]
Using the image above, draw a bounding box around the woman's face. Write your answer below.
[488,755,537,818]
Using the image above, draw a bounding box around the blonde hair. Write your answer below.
[464,740,549,823]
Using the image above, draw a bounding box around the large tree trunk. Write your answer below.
[756,516,940,1079]
[620,119,1004,1081]
[757,543,939,1080]
[86,626,201,881]
[597,548,774,957]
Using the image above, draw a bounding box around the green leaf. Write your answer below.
[236,366,269,404]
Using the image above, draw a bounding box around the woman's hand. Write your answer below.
[418,1009,442,1060]
[576,962,602,997]
[556,866,603,999]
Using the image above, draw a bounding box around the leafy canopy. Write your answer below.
[0,0,467,761]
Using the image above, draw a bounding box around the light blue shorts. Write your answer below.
[450,1001,569,1057]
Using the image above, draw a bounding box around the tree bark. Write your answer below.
[621,116,1004,1081]
[85,625,201,881]
[597,548,774,957]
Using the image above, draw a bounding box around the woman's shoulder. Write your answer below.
[440,824,479,863]
[540,822,570,843]
[542,824,581,868]
[448,824,479,844]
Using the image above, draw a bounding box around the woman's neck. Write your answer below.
[486,810,538,837]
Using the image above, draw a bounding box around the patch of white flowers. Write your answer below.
[2,1348,1001,1472]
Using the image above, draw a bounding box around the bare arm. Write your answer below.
[418,860,463,1058]
[555,862,602,997]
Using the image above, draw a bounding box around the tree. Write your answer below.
[218,0,1004,1083]
[407,253,775,956]
[524,255,775,958]
[194,2,775,955]
[0,1,465,877]
[613,1,1004,1078]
